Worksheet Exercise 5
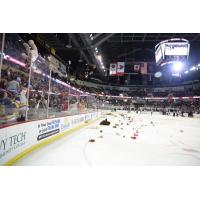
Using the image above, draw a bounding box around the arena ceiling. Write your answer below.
[19,33,200,82]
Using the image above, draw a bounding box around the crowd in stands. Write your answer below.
[0,35,93,125]
[70,82,200,98]
[1,34,200,126]
[100,97,200,115]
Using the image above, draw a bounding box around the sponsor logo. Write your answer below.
[85,114,91,121]
[37,129,59,141]
[60,118,70,132]
[71,116,85,126]
[0,132,26,159]
[37,119,60,141]
[91,112,97,118]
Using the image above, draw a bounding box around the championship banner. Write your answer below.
[140,62,148,74]
[109,63,117,76]
[117,62,125,76]
[134,64,140,72]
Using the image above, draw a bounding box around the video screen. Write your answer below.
[164,42,189,56]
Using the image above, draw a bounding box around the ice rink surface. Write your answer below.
[14,111,200,166]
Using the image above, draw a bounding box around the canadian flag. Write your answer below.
[134,64,140,72]
[109,63,117,76]
[117,62,125,76]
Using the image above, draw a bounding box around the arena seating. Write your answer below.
[1,34,200,127]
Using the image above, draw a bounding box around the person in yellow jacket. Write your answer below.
[0,90,19,124]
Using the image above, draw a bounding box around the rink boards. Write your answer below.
[0,111,102,165]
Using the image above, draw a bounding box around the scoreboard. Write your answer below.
[155,38,190,66]
[165,42,189,56]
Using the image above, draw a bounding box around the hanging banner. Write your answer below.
[140,62,148,74]
[109,63,117,76]
[117,62,125,76]
[134,64,140,72]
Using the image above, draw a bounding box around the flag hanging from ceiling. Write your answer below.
[140,62,148,74]
[109,63,117,76]
[134,64,140,72]
[117,62,125,76]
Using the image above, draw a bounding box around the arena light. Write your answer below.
[190,66,196,71]
[6,55,26,67]
[90,34,93,40]
[172,62,183,72]
[1,53,26,67]
[97,55,102,60]
[184,70,189,74]
[161,61,180,67]
[154,71,162,78]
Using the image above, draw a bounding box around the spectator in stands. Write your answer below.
[6,75,20,95]
[18,83,28,121]
[0,90,13,116]
[0,71,8,90]
[0,90,19,123]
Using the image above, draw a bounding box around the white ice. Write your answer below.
[14,111,200,166]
